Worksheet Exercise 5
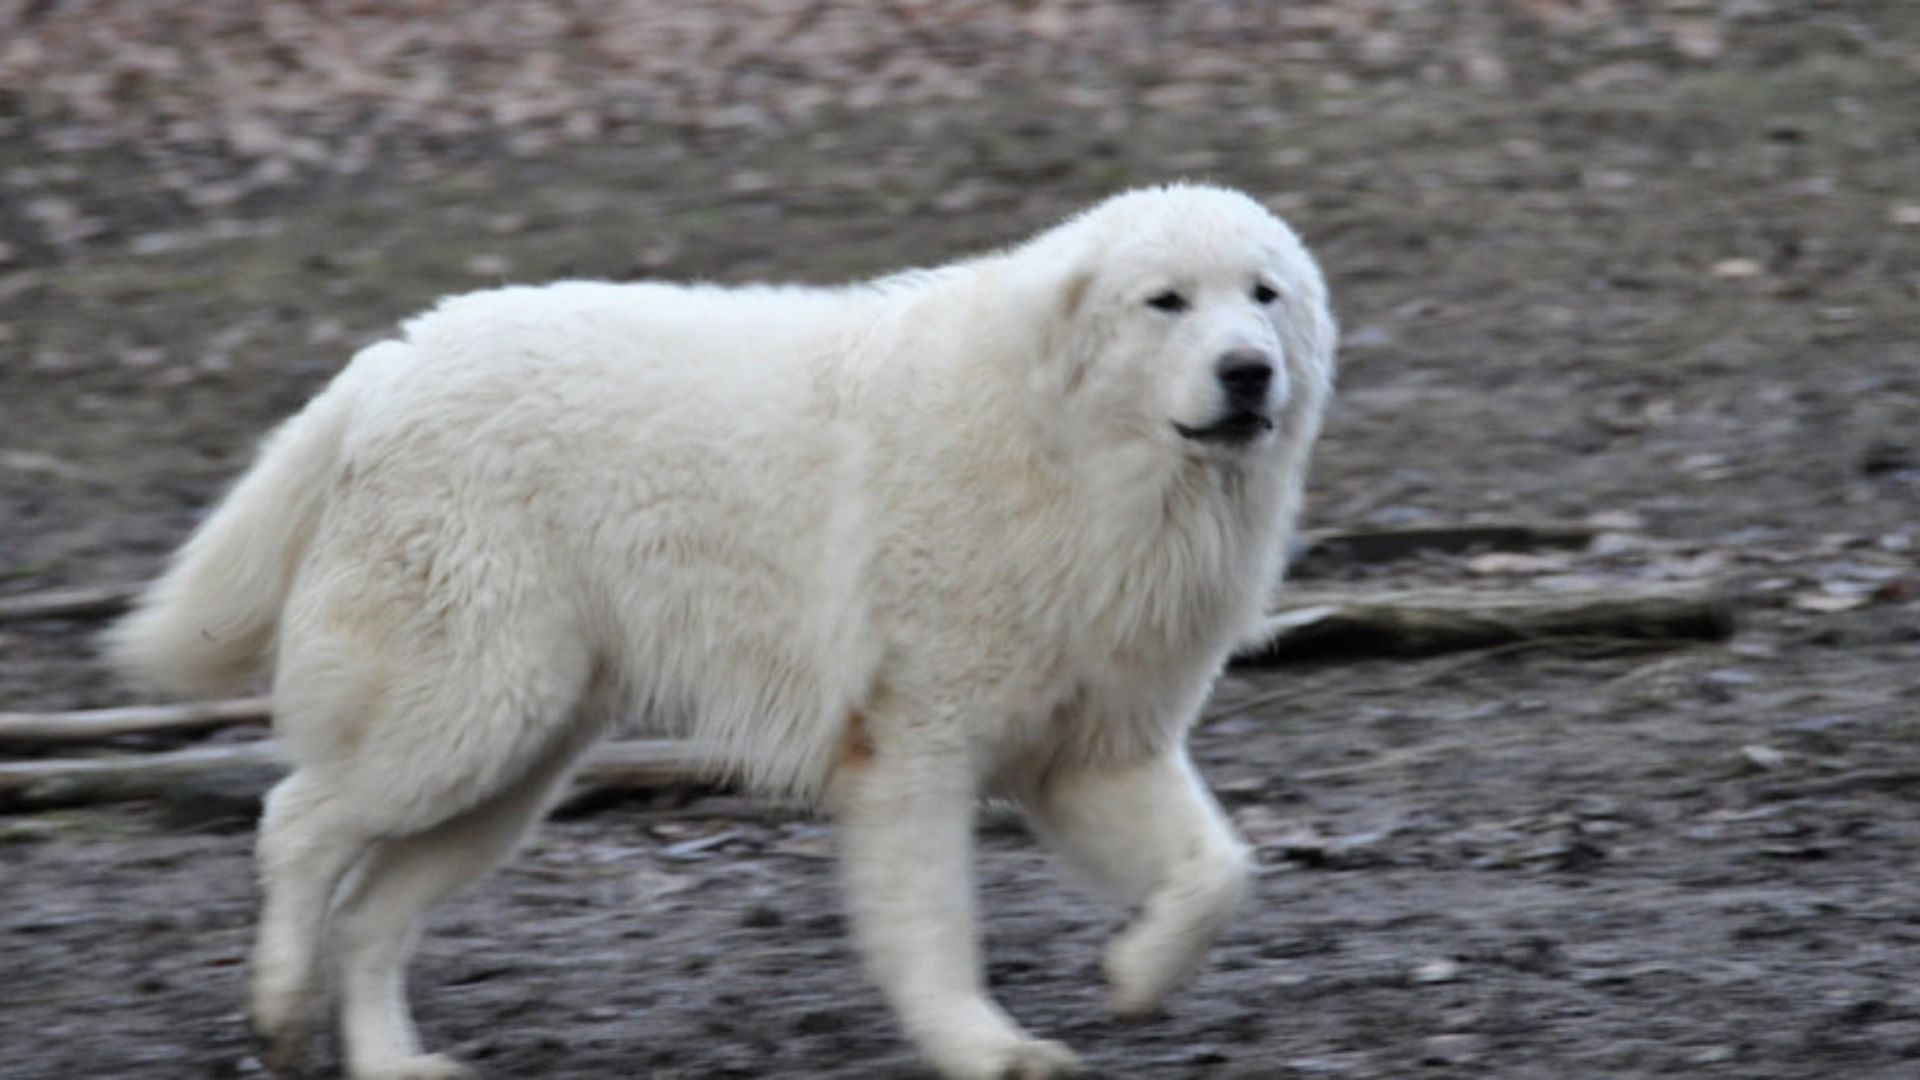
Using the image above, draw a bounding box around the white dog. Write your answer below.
[106,184,1336,1080]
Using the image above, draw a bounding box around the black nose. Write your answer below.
[1216,351,1274,409]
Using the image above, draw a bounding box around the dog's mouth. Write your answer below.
[1172,412,1274,446]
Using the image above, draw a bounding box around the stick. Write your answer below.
[1295,522,1599,565]
[0,743,285,814]
[0,738,717,814]
[0,583,140,624]
[1235,583,1735,664]
[0,696,271,747]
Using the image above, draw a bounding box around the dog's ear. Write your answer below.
[1280,274,1337,398]
[1273,266,1338,444]
[999,248,1098,381]
[1057,267,1094,322]
[1004,241,1094,322]
[1024,261,1098,395]
[1049,268,1099,394]
[1266,223,1338,400]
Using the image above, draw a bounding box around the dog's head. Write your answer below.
[1014,185,1336,463]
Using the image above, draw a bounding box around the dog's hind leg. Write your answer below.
[251,770,382,1075]
[1022,748,1251,1018]
[327,716,601,1080]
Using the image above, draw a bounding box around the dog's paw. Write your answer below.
[1102,923,1196,1019]
[981,1038,1084,1080]
[1102,850,1250,1018]
[350,1052,475,1080]
[250,956,327,1077]
[250,1010,317,1077]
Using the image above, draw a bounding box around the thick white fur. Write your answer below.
[105,185,1335,1080]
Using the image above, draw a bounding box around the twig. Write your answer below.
[1295,522,1599,565]
[1235,583,1735,664]
[0,742,284,813]
[0,737,717,814]
[1210,635,1688,728]
[0,697,270,747]
[0,583,140,624]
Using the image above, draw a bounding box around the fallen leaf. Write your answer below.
[1791,591,1869,614]
[1465,552,1572,575]
[1870,579,1916,604]
[1740,744,1788,771]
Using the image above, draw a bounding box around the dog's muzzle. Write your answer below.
[1174,350,1277,446]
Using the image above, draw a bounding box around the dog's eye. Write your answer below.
[1252,283,1279,305]
[1145,290,1189,313]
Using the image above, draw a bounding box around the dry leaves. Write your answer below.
[0,0,1778,222]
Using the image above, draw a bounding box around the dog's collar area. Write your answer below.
[1172,413,1274,446]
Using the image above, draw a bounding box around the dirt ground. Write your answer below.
[4,3,1920,1078]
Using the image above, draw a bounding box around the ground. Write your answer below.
[3,3,1919,1078]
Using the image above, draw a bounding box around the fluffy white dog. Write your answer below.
[107,184,1336,1080]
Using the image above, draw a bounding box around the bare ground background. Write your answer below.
[3,2,1919,1077]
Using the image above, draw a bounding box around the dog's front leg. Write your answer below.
[832,726,1082,1080]
[1025,748,1251,1017]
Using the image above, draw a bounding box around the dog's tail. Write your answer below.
[102,341,405,698]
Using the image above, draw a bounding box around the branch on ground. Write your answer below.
[1237,583,1735,664]
[0,739,717,815]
